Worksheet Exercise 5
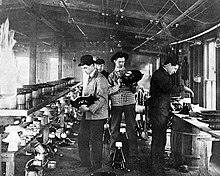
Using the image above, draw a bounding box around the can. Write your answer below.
[47,160,56,169]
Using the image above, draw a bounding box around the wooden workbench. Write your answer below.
[172,113,220,171]
[173,113,220,139]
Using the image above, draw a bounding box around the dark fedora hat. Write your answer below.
[110,51,129,63]
[78,55,95,66]
[164,55,180,66]
[95,58,105,65]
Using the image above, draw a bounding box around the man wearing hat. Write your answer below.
[77,55,109,172]
[148,56,194,175]
[95,58,109,79]
[108,51,140,167]
[95,58,111,143]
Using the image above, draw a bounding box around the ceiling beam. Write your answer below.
[38,0,177,23]
[18,0,63,33]
[0,3,25,11]
[56,15,160,37]
[38,3,169,39]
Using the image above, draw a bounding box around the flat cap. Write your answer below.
[110,51,129,63]
[95,59,105,64]
[78,55,95,66]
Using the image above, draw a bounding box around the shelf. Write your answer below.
[0,82,82,117]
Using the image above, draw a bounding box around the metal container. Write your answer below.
[25,159,43,176]
[16,89,26,110]
[34,142,46,154]
[47,160,56,169]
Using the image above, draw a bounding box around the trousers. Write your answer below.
[78,117,105,168]
[110,104,138,157]
[149,107,169,171]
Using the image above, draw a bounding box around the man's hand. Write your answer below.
[112,85,120,92]
[79,105,90,112]
[184,86,194,97]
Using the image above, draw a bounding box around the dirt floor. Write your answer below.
[2,122,220,176]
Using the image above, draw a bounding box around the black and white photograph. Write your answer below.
[1,0,220,175]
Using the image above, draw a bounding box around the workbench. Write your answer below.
[172,113,220,171]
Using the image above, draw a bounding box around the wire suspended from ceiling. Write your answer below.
[143,0,184,42]
[134,0,179,49]
[60,0,88,39]
[109,0,129,45]
[136,0,181,45]
[133,0,207,50]
[136,0,168,33]
[171,0,219,24]
[142,0,170,33]
[170,0,220,25]
[115,0,129,25]
[168,0,220,43]
[141,0,179,35]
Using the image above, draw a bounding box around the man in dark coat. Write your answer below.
[95,58,109,79]
[148,56,194,175]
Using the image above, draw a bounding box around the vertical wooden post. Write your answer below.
[216,47,220,109]
[0,134,2,176]
[29,15,37,84]
[58,36,63,80]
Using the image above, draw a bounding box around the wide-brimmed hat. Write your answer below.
[78,55,95,66]
[95,58,105,65]
[110,51,129,63]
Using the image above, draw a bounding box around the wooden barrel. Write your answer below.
[171,117,212,171]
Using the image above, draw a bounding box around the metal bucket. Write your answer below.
[25,159,43,176]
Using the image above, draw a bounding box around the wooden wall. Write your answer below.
[189,44,204,106]
[216,47,220,110]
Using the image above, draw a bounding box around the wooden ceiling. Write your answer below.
[1,0,220,55]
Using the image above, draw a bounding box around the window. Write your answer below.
[16,57,29,86]
[50,58,58,81]
[204,40,216,109]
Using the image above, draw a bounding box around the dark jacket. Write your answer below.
[101,70,109,79]
[149,66,184,125]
